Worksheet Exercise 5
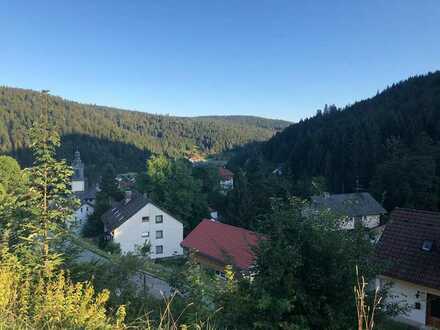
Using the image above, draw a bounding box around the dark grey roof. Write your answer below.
[74,185,97,204]
[101,192,182,231]
[310,192,386,217]
[102,193,148,231]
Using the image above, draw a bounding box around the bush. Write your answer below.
[0,250,125,329]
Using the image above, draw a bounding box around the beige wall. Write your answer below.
[378,275,440,327]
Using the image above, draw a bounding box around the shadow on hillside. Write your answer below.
[6,133,150,181]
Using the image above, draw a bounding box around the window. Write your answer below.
[142,216,149,223]
[155,215,163,223]
[422,240,434,252]
[141,232,149,238]
[155,245,163,254]
[156,230,163,239]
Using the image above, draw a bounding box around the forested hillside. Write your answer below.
[0,87,289,177]
[234,71,440,212]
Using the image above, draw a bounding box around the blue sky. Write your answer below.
[1,1,439,121]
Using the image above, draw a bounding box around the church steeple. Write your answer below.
[71,150,85,192]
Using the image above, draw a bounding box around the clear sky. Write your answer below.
[1,1,439,121]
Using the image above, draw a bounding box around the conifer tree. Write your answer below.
[20,90,78,275]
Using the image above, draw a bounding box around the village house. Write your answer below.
[208,207,219,221]
[73,187,97,230]
[375,208,440,329]
[116,173,137,190]
[181,219,260,278]
[219,167,234,192]
[309,192,386,230]
[101,191,183,258]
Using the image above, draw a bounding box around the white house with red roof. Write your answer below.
[181,219,260,278]
[219,167,234,192]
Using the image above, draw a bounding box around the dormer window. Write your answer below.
[422,240,434,252]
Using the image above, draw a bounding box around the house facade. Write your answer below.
[181,219,260,278]
[310,192,386,229]
[219,167,234,192]
[376,208,440,328]
[73,201,94,228]
[102,192,183,258]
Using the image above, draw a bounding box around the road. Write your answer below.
[75,242,173,299]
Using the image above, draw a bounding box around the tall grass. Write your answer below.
[354,266,382,330]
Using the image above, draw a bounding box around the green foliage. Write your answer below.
[222,157,292,230]
[7,94,78,274]
[139,155,209,231]
[82,163,124,238]
[371,135,439,210]
[251,71,440,211]
[0,156,22,193]
[100,164,124,201]
[0,87,289,180]
[170,255,220,325]
[220,198,377,330]
[0,248,126,330]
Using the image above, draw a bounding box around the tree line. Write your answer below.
[0,87,289,180]
[231,71,440,212]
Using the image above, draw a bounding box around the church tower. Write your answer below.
[71,150,85,192]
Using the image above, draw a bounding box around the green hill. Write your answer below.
[236,71,440,211]
[0,87,289,178]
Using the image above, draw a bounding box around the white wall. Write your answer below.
[220,178,233,191]
[210,210,218,220]
[113,203,183,259]
[364,215,380,228]
[72,180,85,192]
[378,276,440,327]
[339,215,380,230]
[71,203,94,233]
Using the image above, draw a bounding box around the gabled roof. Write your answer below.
[74,185,97,204]
[310,192,386,217]
[219,167,234,180]
[376,208,440,290]
[101,192,182,231]
[102,193,149,231]
[181,219,260,270]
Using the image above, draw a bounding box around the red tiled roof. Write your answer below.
[376,208,440,290]
[219,167,234,180]
[181,219,260,270]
